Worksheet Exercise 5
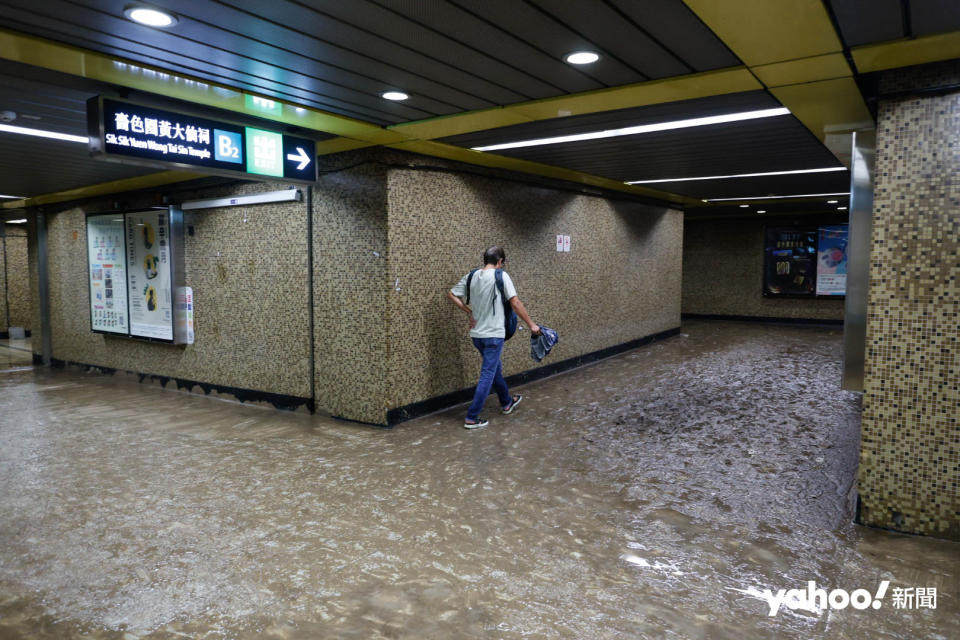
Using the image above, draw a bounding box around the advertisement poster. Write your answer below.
[126,210,173,340]
[763,228,817,296]
[816,225,848,296]
[86,214,129,334]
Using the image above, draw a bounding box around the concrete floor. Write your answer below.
[1,322,958,639]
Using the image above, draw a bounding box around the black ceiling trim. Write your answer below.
[601,0,695,74]
[357,0,556,99]
[444,0,622,92]
[63,3,462,115]
[0,16,428,124]
[901,0,914,38]
[223,0,520,109]
[520,0,650,83]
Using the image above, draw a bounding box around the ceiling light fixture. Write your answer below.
[626,166,846,185]
[472,108,790,152]
[1,194,25,199]
[380,91,409,101]
[564,51,600,65]
[739,204,749,208]
[705,192,849,203]
[757,210,767,213]
[827,199,838,203]
[837,206,848,210]
[124,5,178,27]
[5,219,27,224]
[0,123,88,143]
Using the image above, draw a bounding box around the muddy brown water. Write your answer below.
[1,322,957,639]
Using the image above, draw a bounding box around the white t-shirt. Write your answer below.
[451,268,518,339]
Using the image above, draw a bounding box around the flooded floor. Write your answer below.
[1,322,957,639]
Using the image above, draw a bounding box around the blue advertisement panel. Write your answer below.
[816,225,848,296]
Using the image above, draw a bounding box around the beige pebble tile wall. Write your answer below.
[35,180,312,399]
[1,228,30,331]
[312,162,390,425]
[384,162,683,410]
[859,60,960,540]
[683,219,845,320]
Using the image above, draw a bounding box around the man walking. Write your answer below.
[447,246,540,429]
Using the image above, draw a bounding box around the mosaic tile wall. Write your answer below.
[1,228,31,331]
[383,160,683,410]
[0,233,7,332]
[36,181,312,399]
[859,60,960,540]
[312,161,389,424]
[683,219,845,320]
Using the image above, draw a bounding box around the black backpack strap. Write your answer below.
[465,268,479,306]
[495,268,507,311]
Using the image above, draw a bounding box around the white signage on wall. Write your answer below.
[126,210,174,340]
[176,286,195,345]
[563,235,571,252]
[556,234,564,252]
[87,214,129,334]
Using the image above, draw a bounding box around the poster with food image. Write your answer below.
[816,225,848,296]
[86,214,128,334]
[126,210,173,340]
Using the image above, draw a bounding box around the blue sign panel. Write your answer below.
[88,96,317,183]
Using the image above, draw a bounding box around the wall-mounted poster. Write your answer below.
[126,210,174,340]
[86,214,129,334]
[816,225,848,296]
[763,228,818,297]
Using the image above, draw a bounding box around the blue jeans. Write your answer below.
[466,337,511,420]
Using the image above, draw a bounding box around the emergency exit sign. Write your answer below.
[87,96,317,183]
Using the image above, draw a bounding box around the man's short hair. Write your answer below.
[483,246,506,265]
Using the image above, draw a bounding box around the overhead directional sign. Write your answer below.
[87,96,317,183]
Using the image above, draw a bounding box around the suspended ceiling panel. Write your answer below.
[829,0,960,47]
[0,0,740,125]
[440,91,845,196]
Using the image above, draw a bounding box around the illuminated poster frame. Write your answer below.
[86,213,130,335]
[85,206,187,343]
[762,225,849,298]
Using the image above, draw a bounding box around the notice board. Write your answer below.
[85,207,187,343]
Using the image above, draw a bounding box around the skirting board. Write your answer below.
[682,313,843,325]
[386,326,681,427]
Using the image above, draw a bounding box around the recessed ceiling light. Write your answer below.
[626,166,846,185]
[473,108,790,152]
[757,210,767,213]
[381,91,409,101]
[0,123,88,143]
[837,206,848,210]
[1,194,25,199]
[5,219,27,224]
[827,199,838,203]
[564,51,600,65]
[124,5,178,27]
[739,204,749,208]
[705,192,850,202]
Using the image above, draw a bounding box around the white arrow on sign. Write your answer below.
[286,147,311,171]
